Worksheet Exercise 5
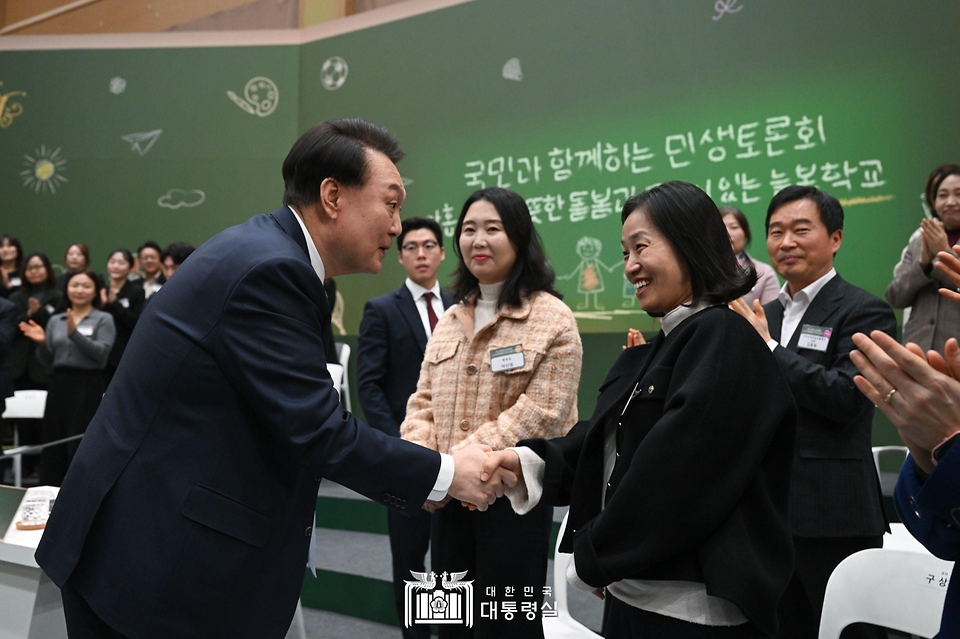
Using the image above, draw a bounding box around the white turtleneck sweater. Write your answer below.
[474,281,503,331]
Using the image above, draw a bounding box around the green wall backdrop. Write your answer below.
[2,0,959,341]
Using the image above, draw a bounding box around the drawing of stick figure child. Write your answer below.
[558,236,620,310]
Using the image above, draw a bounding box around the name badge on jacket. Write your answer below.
[797,324,832,352]
[491,344,524,372]
[119,298,130,309]
[76,324,95,337]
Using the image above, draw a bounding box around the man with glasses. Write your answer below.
[358,216,451,639]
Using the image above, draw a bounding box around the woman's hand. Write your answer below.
[66,308,78,334]
[19,320,45,344]
[623,328,645,350]
[27,297,41,316]
[920,218,950,267]
[100,289,109,307]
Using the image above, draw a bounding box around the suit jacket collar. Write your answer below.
[271,206,308,258]
[395,285,430,353]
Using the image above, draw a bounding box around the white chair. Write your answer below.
[543,511,602,638]
[818,548,953,639]
[326,363,344,402]
[872,445,908,477]
[335,342,352,412]
[2,390,48,487]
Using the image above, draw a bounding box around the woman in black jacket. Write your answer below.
[9,252,63,389]
[100,249,145,383]
[486,181,798,638]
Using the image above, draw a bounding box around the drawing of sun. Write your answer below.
[21,145,68,194]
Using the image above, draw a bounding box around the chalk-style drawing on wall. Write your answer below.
[502,58,523,81]
[320,57,349,91]
[402,177,414,186]
[712,0,743,21]
[0,82,27,129]
[21,146,68,195]
[109,77,127,94]
[121,129,162,156]
[158,188,205,209]
[557,236,621,310]
[227,77,279,117]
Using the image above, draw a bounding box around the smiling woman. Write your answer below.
[886,163,960,356]
[487,181,798,639]
[402,187,582,639]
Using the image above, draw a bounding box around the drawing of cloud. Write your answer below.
[502,58,523,81]
[158,188,205,209]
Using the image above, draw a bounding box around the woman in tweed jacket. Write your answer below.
[402,187,582,639]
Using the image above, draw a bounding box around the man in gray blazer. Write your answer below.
[733,185,896,639]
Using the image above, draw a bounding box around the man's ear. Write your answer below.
[319,177,340,220]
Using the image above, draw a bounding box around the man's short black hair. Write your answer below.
[765,185,844,235]
[397,217,443,251]
[282,119,405,209]
[161,241,196,266]
[138,240,162,255]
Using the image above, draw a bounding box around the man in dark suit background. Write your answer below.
[358,216,452,639]
[733,185,896,639]
[35,119,512,639]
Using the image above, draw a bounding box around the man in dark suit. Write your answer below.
[34,119,513,639]
[358,216,451,639]
[733,185,896,639]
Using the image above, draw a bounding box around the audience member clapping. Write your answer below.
[20,270,115,485]
[8,253,63,389]
[137,241,166,299]
[101,249,145,383]
[886,164,960,356]
[0,234,24,298]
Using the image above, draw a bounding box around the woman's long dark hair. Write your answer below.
[622,181,756,306]
[451,187,561,309]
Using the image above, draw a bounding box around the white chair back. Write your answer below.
[2,390,48,419]
[336,342,352,412]
[543,511,602,638]
[325,364,344,401]
[818,548,952,639]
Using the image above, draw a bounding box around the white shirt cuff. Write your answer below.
[428,453,455,501]
[565,553,595,592]
[505,446,545,515]
[766,338,779,352]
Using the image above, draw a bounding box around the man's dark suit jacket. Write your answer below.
[35,207,442,639]
[520,306,797,636]
[0,296,17,400]
[763,275,896,538]
[357,285,453,436]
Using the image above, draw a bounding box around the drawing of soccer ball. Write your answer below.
[320,56,349,91]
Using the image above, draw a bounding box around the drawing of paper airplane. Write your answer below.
[121,129,162,156]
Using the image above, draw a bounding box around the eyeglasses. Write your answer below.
[25,264,46,271]
[401,241,440,254]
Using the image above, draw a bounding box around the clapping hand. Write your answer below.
[920,218,950,268]
[935,246,960,304]
[66,308,78,334]
[19,320,45,344]
[729,297,772,343]
[623,328,645,350]
[850,331,960,474]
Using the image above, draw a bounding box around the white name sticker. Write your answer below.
[9,276,21,287]
[119,298,130,308]
[76,325,94,337]
[797,324,832,352]
[490,344,525,373]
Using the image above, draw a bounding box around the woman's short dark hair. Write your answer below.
[925,164,960,214]
[1,234,24,270]
[621,181,756,307]
[765,185,843,235]
[108,249,135,268]
[451,187,561,309]
[20,252,56,289]
[65,242,91,269]
[719,206,751,246]
[282,118,405,209]
[64,269,104,309]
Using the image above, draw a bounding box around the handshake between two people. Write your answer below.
[428,445,527,513]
